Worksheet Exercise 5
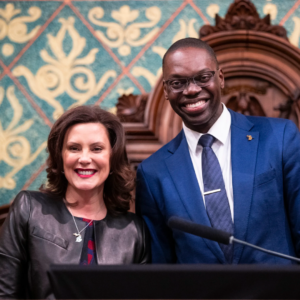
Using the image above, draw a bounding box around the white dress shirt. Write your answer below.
[182,104,234,220]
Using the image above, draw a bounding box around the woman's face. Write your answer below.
[62,122,111,195]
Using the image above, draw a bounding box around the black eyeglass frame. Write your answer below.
[163,71,216,93]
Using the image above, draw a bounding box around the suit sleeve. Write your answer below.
[136,164,176,263]
[282,121,300,256]
[0,191,30,298]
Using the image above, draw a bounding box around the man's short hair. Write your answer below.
[162,38,219,70]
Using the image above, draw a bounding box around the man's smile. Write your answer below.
[181,99,210,113]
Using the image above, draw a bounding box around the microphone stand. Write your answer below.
[230,237,300,263]
[168,216,300,263]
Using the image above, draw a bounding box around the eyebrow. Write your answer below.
[90,142,105,146]
[167,68,213,78]
[66,141,105,146]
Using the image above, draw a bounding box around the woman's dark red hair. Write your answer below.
[40,105,134,215]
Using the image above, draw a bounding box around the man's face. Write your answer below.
[163,47,224,133]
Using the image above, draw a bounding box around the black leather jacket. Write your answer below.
[0,191,150,299]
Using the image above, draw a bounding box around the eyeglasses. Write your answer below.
[163,71,216,93]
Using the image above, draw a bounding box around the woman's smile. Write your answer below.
[75,168,98,178]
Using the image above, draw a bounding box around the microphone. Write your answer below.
[168,216,300,263]
[168,216,231,245]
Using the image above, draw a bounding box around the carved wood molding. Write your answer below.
[200,0,288,40]
[120,80,182,166]
[116,94,149,123]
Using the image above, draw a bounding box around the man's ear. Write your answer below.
[219,69,225,89]
[163,82,169,101]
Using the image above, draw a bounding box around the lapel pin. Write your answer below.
[247,135,253,141]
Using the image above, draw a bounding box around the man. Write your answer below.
[136,38,300,264]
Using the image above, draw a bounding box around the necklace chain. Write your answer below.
[64,198,102,243]
[72,214,93,235]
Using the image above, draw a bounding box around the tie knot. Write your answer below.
[198,134,215,148]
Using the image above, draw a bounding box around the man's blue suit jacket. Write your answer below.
[136,109,300,264]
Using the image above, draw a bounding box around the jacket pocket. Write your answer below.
[254,168,276,186]
[31,226,68,249]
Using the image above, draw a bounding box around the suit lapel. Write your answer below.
[229,110,259,264]
[165,131,226,263]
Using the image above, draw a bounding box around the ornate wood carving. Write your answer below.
[119,80,181,168]
[222,84,267,116]
[200,0,287,39]
[116,94,149,123]
[274,89,300,125]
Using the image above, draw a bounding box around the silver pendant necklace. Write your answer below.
[72,215,93,243]
[64,198,102,243]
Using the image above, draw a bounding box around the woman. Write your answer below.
[0,106,150,299]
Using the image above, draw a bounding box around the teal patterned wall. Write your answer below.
[0,0,300,206]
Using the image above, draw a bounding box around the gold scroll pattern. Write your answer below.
[0,3,41,57]
[0,86,46,189]
[206,4,220,19]
[263,3,278,20]
[206,3,278,22]
[88,5,161,56]
[290,16,300,47]
[131,19,198,87]
[12,17,117,120]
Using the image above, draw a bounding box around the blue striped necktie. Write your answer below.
[198,134,233,263]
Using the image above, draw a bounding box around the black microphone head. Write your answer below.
[168,216,231,245]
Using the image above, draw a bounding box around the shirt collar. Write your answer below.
[183,103,231,153]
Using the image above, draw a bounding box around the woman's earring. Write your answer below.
[109,172,113,175]
[61,171,64,174]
